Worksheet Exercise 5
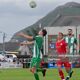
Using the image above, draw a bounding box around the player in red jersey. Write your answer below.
[56,32,72,80]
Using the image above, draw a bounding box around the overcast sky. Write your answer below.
[0,0,80,42]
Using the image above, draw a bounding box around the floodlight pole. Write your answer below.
[76,26,78,54]
[0,31,6,53]
[3,32,6,52]
[39,23,42,30]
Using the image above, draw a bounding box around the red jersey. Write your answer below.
[56,39,67,54]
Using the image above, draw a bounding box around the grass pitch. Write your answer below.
[0,68,80,80]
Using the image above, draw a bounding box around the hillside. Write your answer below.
[11,2,80,42]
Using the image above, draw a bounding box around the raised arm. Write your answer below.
[17,32,33,39]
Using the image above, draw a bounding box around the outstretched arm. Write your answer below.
[17,32,33,39]
[20,41,34,45]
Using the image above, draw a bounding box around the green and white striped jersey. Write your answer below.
[65,36,77,54]
[33,35,43,58]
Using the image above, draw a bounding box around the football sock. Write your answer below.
[34,73,39,80]
[59,70,64,79]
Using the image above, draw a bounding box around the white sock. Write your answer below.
[67,76,70,78]
[62,79,65,80]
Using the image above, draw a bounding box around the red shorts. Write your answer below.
[56,59,71,68]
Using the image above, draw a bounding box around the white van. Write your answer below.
[5,54,17,62]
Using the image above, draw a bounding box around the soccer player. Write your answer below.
[65,29,77,55]
[56,32,72,80]
[17,29,47,80]
[65,29,78,80]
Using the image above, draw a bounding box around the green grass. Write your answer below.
[0,68,80,80]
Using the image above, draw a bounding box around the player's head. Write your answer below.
[57,32,64,40]
[38,29,47,37]
[68,29,73,36]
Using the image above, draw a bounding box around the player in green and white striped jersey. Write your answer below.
[17,29,47,80]
[65,29,77,55]
[65,29,77,80]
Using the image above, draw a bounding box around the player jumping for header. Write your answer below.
[17,29,47,80]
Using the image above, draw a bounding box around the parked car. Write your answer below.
[5,54,17,62]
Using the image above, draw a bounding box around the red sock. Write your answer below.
[64,61,71,73]
[59,70,64,79]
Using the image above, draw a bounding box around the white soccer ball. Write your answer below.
[29,1,37,8]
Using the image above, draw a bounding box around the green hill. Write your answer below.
[11,2,80,42]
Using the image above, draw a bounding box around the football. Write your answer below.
[29,1,37,8]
